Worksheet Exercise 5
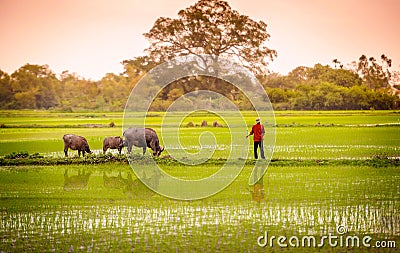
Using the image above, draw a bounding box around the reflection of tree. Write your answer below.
[63,169,91,191]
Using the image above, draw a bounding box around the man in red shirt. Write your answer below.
[246,118,265,159]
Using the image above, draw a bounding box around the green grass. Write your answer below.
[274,110,400,125]
[0,110,123,127]
[1,126,398,158]
[1,110,399,127]
[275,126,399,159]
[0,110,399,252]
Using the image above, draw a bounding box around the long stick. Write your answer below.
[241,129,248,159]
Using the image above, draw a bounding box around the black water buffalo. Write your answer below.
[63,134,91,157]
[123,127,164,156]
[103,136,124,154]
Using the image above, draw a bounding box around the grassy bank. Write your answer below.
[0,110,399,159]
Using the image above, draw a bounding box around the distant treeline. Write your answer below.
[1,58,399,111]
[263,63,400,110]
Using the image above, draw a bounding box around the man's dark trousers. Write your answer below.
[254,141,265,159]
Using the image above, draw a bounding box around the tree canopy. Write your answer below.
[143,0,276,76]
[357,54,392,90]
[1,57,398,111]
[0,0,398,111]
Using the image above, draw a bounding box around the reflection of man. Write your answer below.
[250,166,266,202]
[250,177,265,202]
[246,118,265,159]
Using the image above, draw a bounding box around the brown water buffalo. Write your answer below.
[123,127,164,156]
[103,136,124,154]
[63,134,91,157]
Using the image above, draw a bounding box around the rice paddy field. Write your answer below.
[0,110,399,252]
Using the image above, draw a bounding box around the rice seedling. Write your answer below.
[0,164,398,252]
[0,110,399,251]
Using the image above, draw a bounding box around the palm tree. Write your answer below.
[332,59,339,69]
[332,59,343,69]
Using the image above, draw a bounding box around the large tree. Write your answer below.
[143,0,276,76]
[0,70,13,108]
[10,64,61,109]
[357,54,392,90]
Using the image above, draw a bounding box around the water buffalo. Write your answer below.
[103,136,124,154]
[123,127,164,156]
[63,134,91,157]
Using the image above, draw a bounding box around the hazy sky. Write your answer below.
[1,0,399,80]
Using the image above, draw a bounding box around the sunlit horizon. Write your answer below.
[1,0,399,81]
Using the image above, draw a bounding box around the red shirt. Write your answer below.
[250,123,264,142]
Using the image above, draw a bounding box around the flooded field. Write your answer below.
[0,164,398,252]
[0,110,399,251]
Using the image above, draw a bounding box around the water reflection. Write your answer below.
[124,169,163,199]
[1,201,397,252]
[0,165,398,252]
[250,178,265,202]
[249,166,266,202]
[63,168,91,191]
[103,170,163,199]
[103,171,128,189]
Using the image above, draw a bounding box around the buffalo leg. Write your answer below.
[64,144,69,157]
[149,141,155,156]
[142,147,146,155]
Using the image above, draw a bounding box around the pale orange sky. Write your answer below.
[1,0,399,80]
